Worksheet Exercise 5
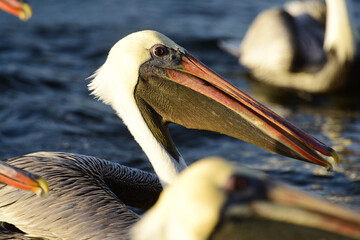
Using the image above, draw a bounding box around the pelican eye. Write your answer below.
[224,174,268,201]
[151,44,168,57]
[224,175,248,193]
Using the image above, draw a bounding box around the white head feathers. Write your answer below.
[88,30,187,186]
[88,30,183,111]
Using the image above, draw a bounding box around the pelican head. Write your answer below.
[89,30,337,186]
[0,0,32,21]
[220,0,359,93]
[133,157,360,240]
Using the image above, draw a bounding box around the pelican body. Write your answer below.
[220,0,360,93]
[0,30,338,238]
[0,152,161,239]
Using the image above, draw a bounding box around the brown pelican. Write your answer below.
[133,157,360,240]
[88,30,337,186]
[0,0,31,21]
[0,152,162,239]
[0,30,338,239]
[220,0,360,93]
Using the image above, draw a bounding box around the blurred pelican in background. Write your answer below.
[220,0,360,94]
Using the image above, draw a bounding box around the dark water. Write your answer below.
[1,0,360,210]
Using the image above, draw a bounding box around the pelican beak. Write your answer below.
[216,173,360,239]
[165,53,337,171]
[0,161,49,197]
[248,180,360,238]
[0,0,32,21]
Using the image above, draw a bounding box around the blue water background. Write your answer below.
[1,0,360,208]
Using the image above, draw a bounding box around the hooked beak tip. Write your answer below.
[325,148,339,172]
[331,149,339,166]
[35,177,50,197]
[18,2,32,21]
[0,0,32,21]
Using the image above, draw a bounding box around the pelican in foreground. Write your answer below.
[0,0,31,21]
[0,30,338,238]
[1,155,358,240]
[220,0,360,93]
[133,157,360,240]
